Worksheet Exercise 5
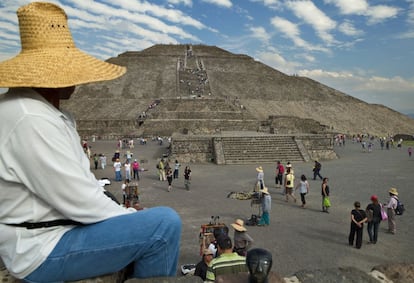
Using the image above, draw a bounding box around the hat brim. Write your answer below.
[231,223,247,231]
[0,48,126,88]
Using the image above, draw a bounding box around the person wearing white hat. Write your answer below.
[194,248,215,281]
[231,219,254,256]
[0,2,181,281]
[385,187,399,234]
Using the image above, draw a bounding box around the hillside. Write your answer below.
[61,44,414,137]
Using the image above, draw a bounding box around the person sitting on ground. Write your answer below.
[194,248,215,281]
[205,235,248,282]
[231,219,254,256]
[0,3,181,281]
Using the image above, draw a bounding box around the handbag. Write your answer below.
[323,196,331,207]
[380,204,388,221]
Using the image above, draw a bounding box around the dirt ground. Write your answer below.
[89,139,414,277]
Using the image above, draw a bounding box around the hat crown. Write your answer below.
[18,2,75,51]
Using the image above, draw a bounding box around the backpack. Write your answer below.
[394,197,405,215]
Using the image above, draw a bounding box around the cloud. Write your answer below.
[249,26,271,43]
[324,0,400,24]
[338,20,364,37]
[254,48,300,74]
[286,0,337,45]
[298,69,414,113]
[168,0,193,6]
[270,16,329,52]
[202,0,232,8]
[250,0,281,10]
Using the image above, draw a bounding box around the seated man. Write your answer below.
[0,2,181,282]
[216,248,283,283]
[205,235,248,282]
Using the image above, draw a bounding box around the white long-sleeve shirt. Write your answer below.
[0,88,132,278]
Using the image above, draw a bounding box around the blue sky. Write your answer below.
[1,0,413,115]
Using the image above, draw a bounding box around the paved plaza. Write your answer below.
[90,139,414,277]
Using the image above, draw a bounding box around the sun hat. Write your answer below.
[256,166,263,172]
[370,195,378,201]
[260,187,269,195]
[0,2,126,88]
[203,248,214,256]
[231,219,247,232]
[389,187,398,196]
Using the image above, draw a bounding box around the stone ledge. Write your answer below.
[2,263,413,282]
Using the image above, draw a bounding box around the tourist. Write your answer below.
[348,201,367,249]
[312,160,323,180]
[184,166,192,190]
[284,167,296,203]
[205,235,248,282]
[158,159,166,181]
[0,3,181,281]
[257,187,271,226]
[231,219,254,256]
[321,177,330,213]
[173,159,181,179]
[99,153,107,170]
[385,187,399,234]
[295,174,309,208]
[166,167,173,192]
[124,159,131,181]
[93,153,99,170]
[121,179,129,205]
[408,146,412,157]
[113,158,122,181]
[194,248,214,281]
[366,195,382,244]
[132,159,140,180]
[256,166,264,190]
[275,161,284,188]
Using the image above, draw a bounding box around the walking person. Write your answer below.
[93,153,99,170]
[295,174,309,208]
[321,177,330,213]
[166,168,173,192]
[256,166,264,190]
[99,154,107,170]
[284,167,296,203]
[366,195,382,244]
[173,160,180,179]
[132,159,140,180]
[385,187,399,234]
[124,159,131,181]
[348,201,367,249]
[257,187,271,226]
[312,160,323,180]
[184,166,192,191]
[113,158,122,181]
[275,161,284,188]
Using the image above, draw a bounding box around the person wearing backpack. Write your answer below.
[385,187,399,234]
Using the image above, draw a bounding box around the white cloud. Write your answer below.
[250,0,281,9]
[249,26,271,43]
[324,0,368,15]
[286,1,337,45]
[168,0,193,6]
[202,0,232,8]
[365,5,399,25]
[255,50,300,74]
[270,16,329,52]
[338,20,364,37]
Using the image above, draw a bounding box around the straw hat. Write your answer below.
[0,2,126,88]
[260,187,269,195]
[231,219,247,232]
[256,166,263,172]
[389,187,398,196]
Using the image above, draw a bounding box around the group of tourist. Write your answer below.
[348,187,401,249]
[157,159,192,191]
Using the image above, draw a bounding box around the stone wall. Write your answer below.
[269,115,330,134]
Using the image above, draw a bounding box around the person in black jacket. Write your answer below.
[366,195,382,244]
[349,201,368,249]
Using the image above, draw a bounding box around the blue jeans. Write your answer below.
[115,170,122,181]
[24,207,181,283]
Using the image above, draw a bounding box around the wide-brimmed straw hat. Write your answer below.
[0,2,126,88]
[260,187,269,195]
[389,187,398,196]
[231,219,247,232]
[256,166,263,172]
